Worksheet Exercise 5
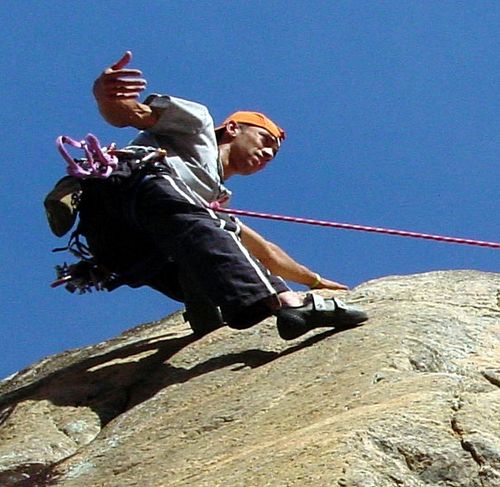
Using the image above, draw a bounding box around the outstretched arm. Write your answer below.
[239,222,348,291]
[93,51,158,129]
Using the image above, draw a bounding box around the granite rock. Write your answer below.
[0,270,499,486]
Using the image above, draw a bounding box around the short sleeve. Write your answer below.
[144,94,210,135]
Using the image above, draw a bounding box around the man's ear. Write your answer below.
[224,120,241,138]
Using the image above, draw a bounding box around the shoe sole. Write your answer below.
[277,309,368,340]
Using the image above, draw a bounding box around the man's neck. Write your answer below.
[218,143,233,180]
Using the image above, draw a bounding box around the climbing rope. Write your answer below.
[209,204,500,249]
[55,134,498,250]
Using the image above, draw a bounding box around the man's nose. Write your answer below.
[261,147,274,160]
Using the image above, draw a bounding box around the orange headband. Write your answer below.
[216,111,286,141]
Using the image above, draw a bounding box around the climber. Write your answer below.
[82,51,368,340]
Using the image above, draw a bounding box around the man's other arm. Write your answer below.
[240,222,348,291]
[93,51,158,129]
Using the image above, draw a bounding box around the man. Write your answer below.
[87,51,367,340]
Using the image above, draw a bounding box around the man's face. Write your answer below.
[228,124,280,176]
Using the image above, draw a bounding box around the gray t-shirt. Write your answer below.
[129,94,231,205]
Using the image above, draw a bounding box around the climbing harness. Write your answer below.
[209,203,500,250]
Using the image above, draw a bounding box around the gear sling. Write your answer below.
[46,135,170,293]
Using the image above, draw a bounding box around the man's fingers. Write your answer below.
[94,68,147,100]
[100,92,142,101]
[94,51,150,104]
[110,50,133,70]
[321,279,349,291]
[104,91,144,99]
[99,75,146,90]
[332,282,349,290]
[105,85,146,96]
[103,80,146,93]
[103,67,143,77]
[108,76,146,85]
[98,87,145,99]
[119,69,143,76]
[114,93,142,99]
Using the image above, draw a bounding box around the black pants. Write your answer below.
[129,172,290,330]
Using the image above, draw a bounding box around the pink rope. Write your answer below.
[209,204,500,249]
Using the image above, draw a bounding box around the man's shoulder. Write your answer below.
[143,94,213,136]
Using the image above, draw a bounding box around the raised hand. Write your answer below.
[93,51,147,102]
[92,51,157,129]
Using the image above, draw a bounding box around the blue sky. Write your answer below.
[1,1,498,379]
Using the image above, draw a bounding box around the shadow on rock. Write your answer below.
[0,332,199,426]
[0,324,341,429]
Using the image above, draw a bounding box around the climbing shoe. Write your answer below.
[183,301,225,337]
[276,293,368,340]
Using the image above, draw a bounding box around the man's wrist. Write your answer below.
[97,100,157,129]
[133,103,159,129]
[309,273,322,289]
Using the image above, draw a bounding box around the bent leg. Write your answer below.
[135,175,290,329]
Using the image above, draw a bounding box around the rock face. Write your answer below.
[1,270,499,487]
